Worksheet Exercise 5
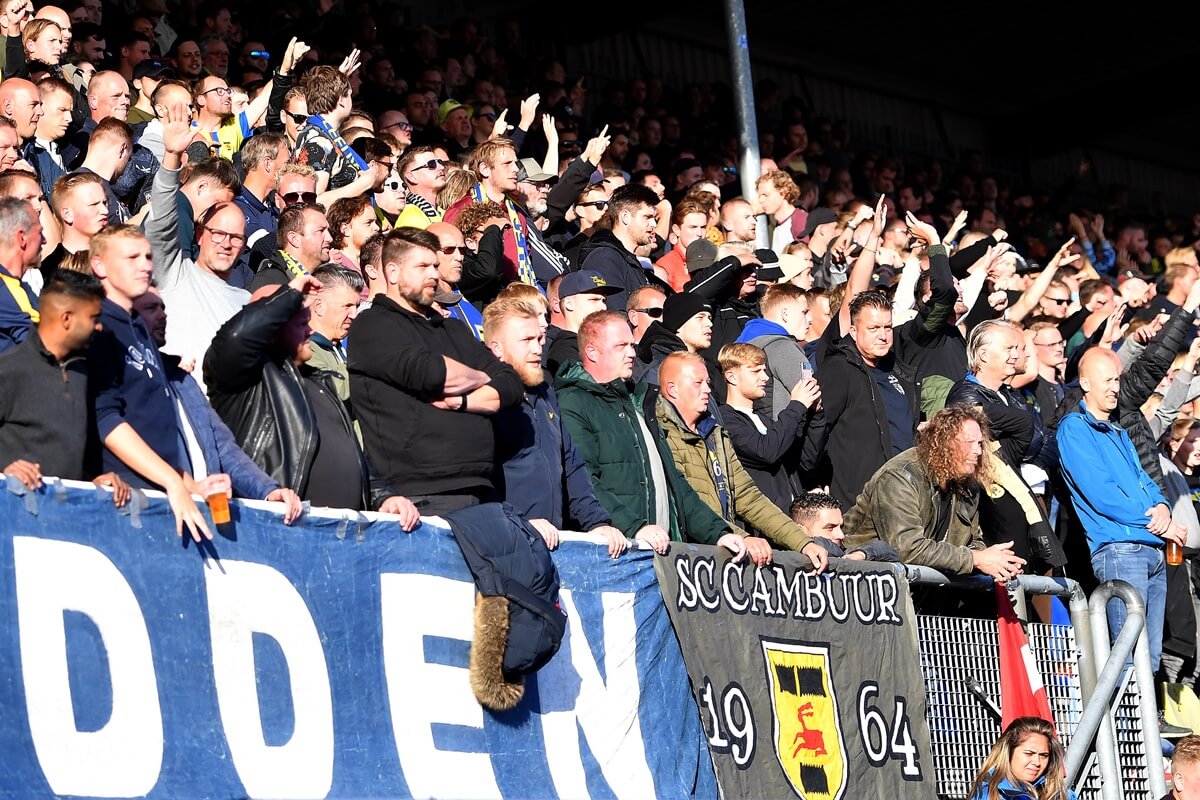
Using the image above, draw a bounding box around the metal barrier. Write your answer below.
[901,567,1161,800]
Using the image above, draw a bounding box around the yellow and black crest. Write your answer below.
[761,638,847,800]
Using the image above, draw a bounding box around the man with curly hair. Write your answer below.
[842,403,1027,580]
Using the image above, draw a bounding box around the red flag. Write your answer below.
[996,584,1054,730]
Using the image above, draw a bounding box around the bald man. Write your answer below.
[428,220,484,340]
[1057,346,1184,680]
[0,78,43,144]
[63,70,131,168]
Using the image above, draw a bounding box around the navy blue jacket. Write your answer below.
[492,379,611,531]
[0,264,37,354]
[165,356,279,501]
[87,298,186,487]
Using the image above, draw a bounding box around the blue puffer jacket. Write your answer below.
[970,772,1076,799]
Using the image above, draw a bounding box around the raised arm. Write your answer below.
[1007,238,1080,322]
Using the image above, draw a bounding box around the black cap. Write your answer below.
[662,292,710,333]
[799,207,837,239]
[558,270,621,299]
[685,239,718,273]
[133,60,176,81]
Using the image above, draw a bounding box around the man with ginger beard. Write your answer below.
[485,297,628,556]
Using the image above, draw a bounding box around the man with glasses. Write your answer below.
[250,202,331,290]
[562,182,610,268]
[625,284,665,344]
[395,144,446,230]
[1025,321,1068,426]
[1038,280,1073,319]
[377,109,412,150]
[146,102,249,388]
[428,221,482,340]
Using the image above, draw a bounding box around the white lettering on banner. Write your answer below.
[13,537,164,798]
[380,573,502,800]
[537,589,656,798]
[674,555,903,625]
[205,559,334,800]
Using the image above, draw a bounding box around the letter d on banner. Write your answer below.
[206,560,334,800]
[13,537,164,797]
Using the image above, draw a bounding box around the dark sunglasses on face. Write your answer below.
[439,245,470,255]
[412,158,447,172]
[1045,297,1070,305]
[577,199,608,210]
[632,306,664,318]
[281,191,318,204]
[474,111,497,122]
[285,111,307,125]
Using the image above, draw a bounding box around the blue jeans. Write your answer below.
[1091,542,1166,673]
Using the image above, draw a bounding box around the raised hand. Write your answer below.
[1046,237,1080,272]
[944,209,969,244]
[338,47,362,77]
[581,124,611,165]
[518,92,541,130]
[280,37,311,75]
[162,102,194,155]
[489,108,512,139]
[905,210,940,247]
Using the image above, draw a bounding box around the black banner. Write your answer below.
[655,546,937,799]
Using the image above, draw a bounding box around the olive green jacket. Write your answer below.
[843,449,982,574]
[655,397,812,552]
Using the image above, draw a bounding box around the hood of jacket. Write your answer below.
[637,320,687,363]
[738,317,790,342]
[577,228,640,268]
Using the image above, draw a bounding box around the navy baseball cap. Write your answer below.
[558,270,622,299]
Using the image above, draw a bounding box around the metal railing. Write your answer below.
[900,567,1162,800]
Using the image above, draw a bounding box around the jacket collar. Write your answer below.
[1076,399,1116,431]
[372,293,440,323]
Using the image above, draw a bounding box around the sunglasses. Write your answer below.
[411,157,447,173]
[474,111,497,122]
[577,199,608,210]
[632,306,664,318]
[285,110,308,125]
[1044,297,1070,305]
[382,178,402,192]
[439,245,470,255]
[281,191,318,204]
[248,50,270,59]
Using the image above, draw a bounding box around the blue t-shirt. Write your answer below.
[867,363,913,455]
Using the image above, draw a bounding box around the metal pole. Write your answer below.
[1063,595,1143,796]
[722,0,766,248]
[1093,581,1168,799]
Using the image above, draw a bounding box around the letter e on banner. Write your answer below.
[205,559,334,799]
[380,573,502,800]
[13,537,164,797]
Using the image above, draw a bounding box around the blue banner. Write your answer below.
[0,479,717,800]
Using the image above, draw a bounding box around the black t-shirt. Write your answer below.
[868,363,914,455]
[932,489,953,543]
[302,378,365,510]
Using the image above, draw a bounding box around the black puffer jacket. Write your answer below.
[578,229,653,312]
[946,374,1051,471]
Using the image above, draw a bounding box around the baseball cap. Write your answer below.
[558,270,621,300]
[133,60,176,81]
[685,239,718,273]
[778,253,810,283]
[1118,265,1150,284]
[437,99,468,126]
[798,207,837,239]
[517,157,555,184]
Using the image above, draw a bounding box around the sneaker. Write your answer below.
[1159,713,1191,739]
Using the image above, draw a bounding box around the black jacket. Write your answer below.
[578,229,652,312]
[459,225,507,306]
[816,336,919,509]
[720,401,827,512]
[893,243,968,396]
[0,330,89,480]
[347,294,524,497]
[203,287,383,509]
[249,249,296,292]
[946,375,1047,470]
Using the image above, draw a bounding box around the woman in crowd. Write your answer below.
[968,717,1074,800]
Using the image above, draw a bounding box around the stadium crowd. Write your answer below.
[2,0,1200,761]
